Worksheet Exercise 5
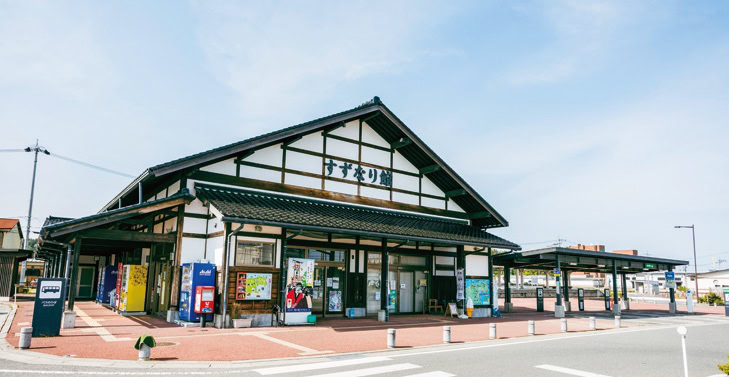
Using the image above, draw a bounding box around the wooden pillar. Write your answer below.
[488,248,494,309]
[612,261,619,306]
[68,238,82,310]
[380,238,388,321]
[279,227,288,314]
[169,204,185,309]
[456,245,465,309]
[504,265,511,304]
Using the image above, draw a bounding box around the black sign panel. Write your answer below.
[536,287,544,312]
[32,278,66,337]
[578,288,585,311]
[604,288,611,310]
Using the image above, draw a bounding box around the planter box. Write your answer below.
[232,318,252,328]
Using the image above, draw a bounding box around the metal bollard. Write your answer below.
[528,320,535,336]
[560,318,567,333]
[589,317,596,331]
[443,326,451,343]
[138,344,151,361]
[387,328,396,348]
[615,315,621,328]
[489,323,497,339]
[18,327,32,349]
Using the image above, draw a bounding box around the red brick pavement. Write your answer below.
[5,297,722,361]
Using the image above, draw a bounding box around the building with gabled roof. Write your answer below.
[37,97,519,325]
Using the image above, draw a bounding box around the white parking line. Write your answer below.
[253,356,391,375]
[306,363,420,377]
[535,364,611,377]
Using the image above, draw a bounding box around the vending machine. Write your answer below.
[119,264,148,313]
[96,265,118,304]
[178,262,216,322]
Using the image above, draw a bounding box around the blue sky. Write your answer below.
[1,1,728,271]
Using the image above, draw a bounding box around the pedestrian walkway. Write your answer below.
[3,298,725,362]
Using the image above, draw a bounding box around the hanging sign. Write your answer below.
[456,269,465,301]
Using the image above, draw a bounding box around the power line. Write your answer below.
[0,148,26,153]
[48,151,134,178]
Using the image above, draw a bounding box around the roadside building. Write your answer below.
[0,218,31,299]
[36,97,520,326]
[687,268,729,297]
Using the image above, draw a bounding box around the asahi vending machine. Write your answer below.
[178,262,216,323]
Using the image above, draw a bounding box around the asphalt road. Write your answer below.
[1,312,728,377]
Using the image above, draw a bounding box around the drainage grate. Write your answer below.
[155,341,179,347]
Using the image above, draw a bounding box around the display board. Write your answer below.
[236,272,273,300]
[465,278,491,306]
[328,290,342,312]
[285,258,314,312]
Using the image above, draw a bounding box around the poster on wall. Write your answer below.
[328,290,342,312]
[465,278,491,306]
[236,272,273,300]
[286,258,314,312]
[456,269,465,300]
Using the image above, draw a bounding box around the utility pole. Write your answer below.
[24,140,49,250]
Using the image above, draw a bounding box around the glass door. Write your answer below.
[312,267,326,314]
[326,266,344,314]
[77,266,95,298]
[399,271,414,313]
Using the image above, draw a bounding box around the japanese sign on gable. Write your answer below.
[324,159,393,187]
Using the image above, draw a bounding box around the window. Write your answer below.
[308,249,345,262]
[236,242,274,266]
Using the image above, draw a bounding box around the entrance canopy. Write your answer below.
[493,247,688,273]
[195,183,520,250]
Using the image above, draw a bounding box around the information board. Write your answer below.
[236,272,272,300]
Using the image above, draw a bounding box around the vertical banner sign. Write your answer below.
[286,258,314,312]
[32,278,67,337]
[456,269,465,301]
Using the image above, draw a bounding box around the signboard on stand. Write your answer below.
[465,279,491,306]
[723,289,729,317]
[32,278,66,337]
[285,258,314,325]
[578,288,585,311]
[536,287,544,312]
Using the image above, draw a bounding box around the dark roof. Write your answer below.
[493,247,688,273]
[101,97,510,229]
[42,216,73,228]
[151,98,382,173]
[195,183,520,249]
[42,189,195,237]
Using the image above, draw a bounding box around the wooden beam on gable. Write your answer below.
[419,164,441,175]
[323,121,345,135]
[235,150,255,163]
[445,189,468,198]
[282,135,303,147]
[469,211,493,220]
[391,138,412,150]
[361,111,381,124]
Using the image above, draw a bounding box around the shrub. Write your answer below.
[702,292,725,306]
[718,356,729,375]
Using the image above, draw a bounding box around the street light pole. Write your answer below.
[675,225,699,298]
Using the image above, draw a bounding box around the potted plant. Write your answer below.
[230,304,252,328]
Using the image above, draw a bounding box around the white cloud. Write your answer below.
[506,0,674,85]
[0,1,115,99]
[191,1,458,120]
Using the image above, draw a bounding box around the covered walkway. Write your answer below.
[494,247,689,317]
